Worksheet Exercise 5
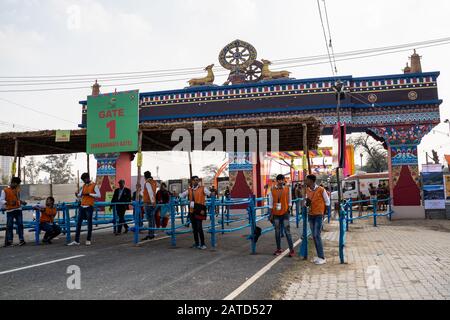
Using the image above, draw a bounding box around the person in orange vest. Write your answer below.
[68,172,100,246]
[178,176,214,250]
[1,177,27,247]
[305,174,330,265]
[142,171,158,241]
[34,196,61,244]
[268,174,294,257]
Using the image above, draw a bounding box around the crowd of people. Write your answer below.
[1,172,331,265]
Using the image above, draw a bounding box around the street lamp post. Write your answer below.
[360,153,363,170]
[333,80,345,264]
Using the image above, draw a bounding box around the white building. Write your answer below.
[0,156,12,181]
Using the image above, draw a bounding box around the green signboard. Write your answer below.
[87,90,139,154]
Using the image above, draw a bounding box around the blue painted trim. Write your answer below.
[352,71,440,81]
[77,71,441,105]
[138,100,441,122]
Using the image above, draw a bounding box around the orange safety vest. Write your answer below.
[40,207,57,224]
[271,185,290,216]
[307,186,326,216]
[3,187,21,211]
[188,187,206,213]
[143,179,157,205]
[81,183,96,207]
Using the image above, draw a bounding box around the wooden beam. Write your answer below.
[142,134,172,150]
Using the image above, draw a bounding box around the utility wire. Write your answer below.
[0,98,78,125]
[0,40,449,93]
[2,36,448,82]
[317,0,335,75]
[322,0,338,74]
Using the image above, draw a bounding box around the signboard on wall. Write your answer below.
[87,90,139,154]
[444,175,450,201]
[422,164,445,209]
[55,130,71,142]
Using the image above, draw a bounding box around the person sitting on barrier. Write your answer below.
[1,177,27,247]
[142,171,158,241]
[155,182,171,229]
[178,176,214,250]
[268,174,294,257]
[68,173,100,246]
[111,179,131,235]
[35,196,61,244]
[305,174,330,265]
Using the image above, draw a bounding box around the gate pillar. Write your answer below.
[369,124,434,219]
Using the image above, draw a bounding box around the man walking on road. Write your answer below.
[268,174,295,257]
[305,174,330,265]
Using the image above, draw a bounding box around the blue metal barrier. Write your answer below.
[338,197,394,263]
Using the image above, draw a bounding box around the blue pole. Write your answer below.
[210,195,216,249]
[250,195,256,254]
[339,202,345,264]
[221,196,225,235]
[226,198,230,226]
[180,201,185,225]
[349,199,353,224]
[388,197,392,221]
[35,209,40,245]
[373,198,378,227]
[112,204,117,234]
[170,197,176,247]
[345,201,349,232]
[64,203,71,244]
[295,199,300,228]
[133,201,140,245]
[299,206,308,259]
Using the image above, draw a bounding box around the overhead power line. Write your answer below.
[0,38,449,93]
[1,36,449,82]
[0,97,78,125]
[322,0,338,74]
[317,0,335,75]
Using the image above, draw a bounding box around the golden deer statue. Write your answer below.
[188,64,215,86]
[261,59,290,80]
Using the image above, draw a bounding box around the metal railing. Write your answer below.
[338,197,393,263]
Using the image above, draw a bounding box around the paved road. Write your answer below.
[0,219,303,300]
[282,219,450,300]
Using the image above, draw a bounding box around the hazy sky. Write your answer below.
[1,0,449,181]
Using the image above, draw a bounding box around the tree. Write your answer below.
[201,164,219,179]
[39,154,74,184]
[348,134,388,173]
[24,157,41,184]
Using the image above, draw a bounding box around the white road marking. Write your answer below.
[136,235,170,245]
[0,255,85,275]
[223,239,302,300]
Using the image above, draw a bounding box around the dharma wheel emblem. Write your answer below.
[368,93,378,103]
[219,39,257,70]
[408,91,418,100]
